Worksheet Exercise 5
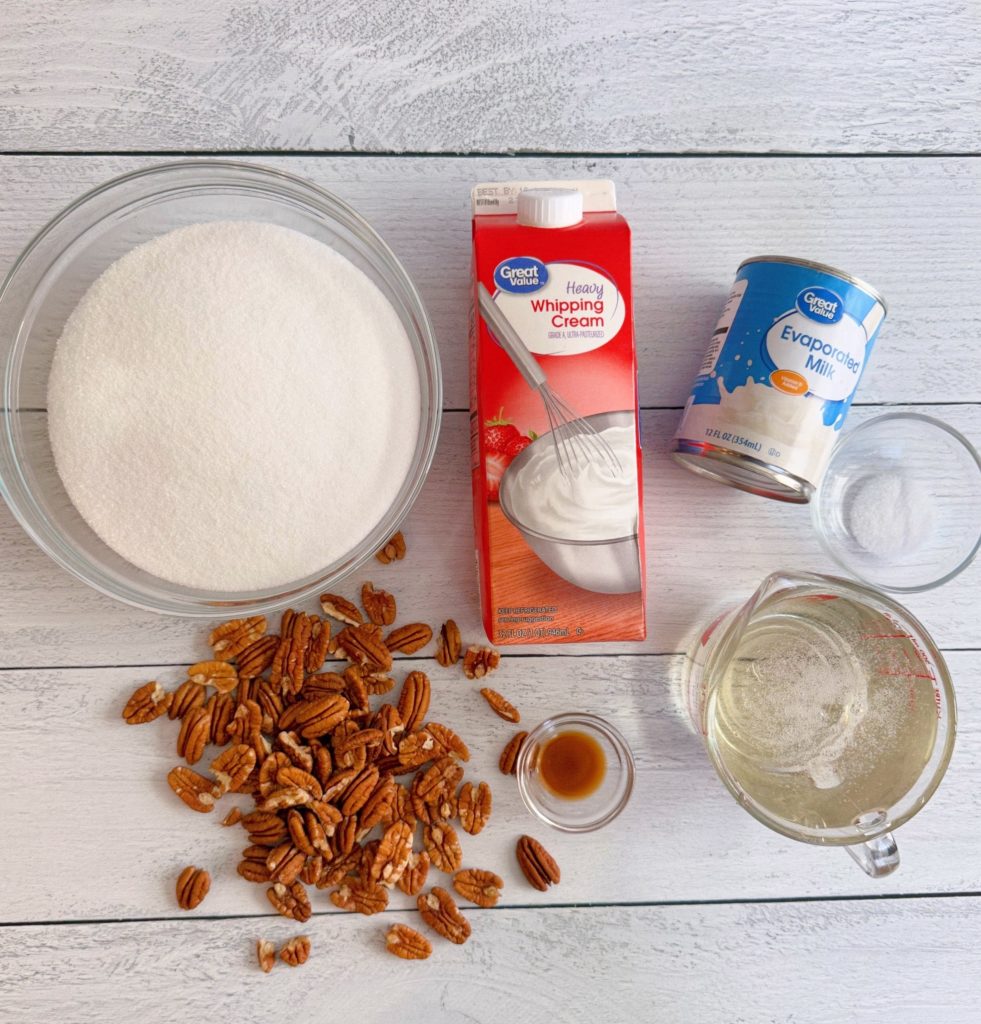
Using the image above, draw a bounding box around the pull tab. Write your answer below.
[846,832,900,877]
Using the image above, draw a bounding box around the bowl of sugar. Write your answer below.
[812,412,981,592]
[0,162,441,615]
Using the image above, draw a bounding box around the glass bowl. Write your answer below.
[812,413,981,592]
[516,712,634,832]
[0,161,441,616]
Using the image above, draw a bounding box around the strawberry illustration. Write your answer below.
[483,410,535,501]
[483,409,522,454]
[502,435,533,458]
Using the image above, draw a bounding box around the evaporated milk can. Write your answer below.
[672,256,887,502]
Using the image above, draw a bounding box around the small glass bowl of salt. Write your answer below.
[813,412,981,592]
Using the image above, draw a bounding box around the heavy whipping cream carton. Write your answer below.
[673,257,887,502]
[470,180,646,645]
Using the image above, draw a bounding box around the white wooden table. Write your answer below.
[2,4,980,1021]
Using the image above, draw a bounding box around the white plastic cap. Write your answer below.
[516,187,584,228]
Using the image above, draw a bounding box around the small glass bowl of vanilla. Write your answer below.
[516,713,634,833]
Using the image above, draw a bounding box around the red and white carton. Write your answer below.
[470,180,646,645]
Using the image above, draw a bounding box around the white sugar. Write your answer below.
[846,471,934,557]
[47,221,421,591]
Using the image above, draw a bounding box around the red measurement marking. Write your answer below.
[860,633,912,640]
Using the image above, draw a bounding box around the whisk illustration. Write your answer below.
[477,283,622,478]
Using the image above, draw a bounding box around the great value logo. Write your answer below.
[494,256,548,294]
[796,286,844,324]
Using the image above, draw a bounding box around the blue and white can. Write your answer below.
[672,256,887,502]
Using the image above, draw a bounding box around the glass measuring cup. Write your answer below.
[685,571,956,876]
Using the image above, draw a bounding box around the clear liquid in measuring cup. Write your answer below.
[710,591,939,831]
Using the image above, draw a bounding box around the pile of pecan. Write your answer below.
[122,533,512,959]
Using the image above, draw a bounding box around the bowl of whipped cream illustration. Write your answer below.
[498,410,642,594]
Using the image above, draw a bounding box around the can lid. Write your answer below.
[737,255,887,313]
[517,188,584,228]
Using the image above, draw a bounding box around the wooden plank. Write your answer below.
[2,1,980,154]
[0,403,978,666]
[2,898,979,1022]
[3,155,981,412]
[1,652,978,923]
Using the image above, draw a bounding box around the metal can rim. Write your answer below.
[736,255,887,314]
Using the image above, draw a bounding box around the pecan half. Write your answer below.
[337,623,393,673]
[332,815,358,856]
[398,729,440,769]
[434,619,462,668]
[516,835,560,891]
[237,634,278,680]
[210,744,257,795]
[267,880,312,922]
[122,681,171,724]
[463,644,501,680]
[280,935,311,967]
[362,582,397,626]
[242,811,289,847]
[386,923,432,960]
[175,866,210,910]
[176,704,211,765]
[208,692,235,746]
[221,806,243,827]
[375,531,406,564]
[371,820,413,887]
[499,730,528,775]
[417,887,470,944]
[319,593,363,627]
[266,842,307,885]
[340,766,380,817]
[301,855,325,886]
[417,757,464,804]
[397,850,430,896]
[276,765,323,800]
[305,618,331,674]
[385,622,432,655]
[279,694,349,739]
[209,616,267,661]
[425,722,469,761]
[239,846,272,884]
[303,672,347,697]
[168,679,205,721]
[187,660,238,693]
[397,671,431,733]
[359,776,397,831]
[479,687,520,723]
[330,880,388,915]
[257,939,276,973]
[342,665,370,717]
[271,611,312,697]
[458,781,492,836]
[423,820,463,873]
[287,808,330,856]
[453,868,503,908]
[310,740,333,787]
[167,766,217,813]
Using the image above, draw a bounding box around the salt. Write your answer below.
[47,221,421,591]
[845,471,935,557]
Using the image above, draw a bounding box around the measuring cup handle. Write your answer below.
[846,833,900,877]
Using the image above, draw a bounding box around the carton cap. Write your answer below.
[516,188,583,228]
